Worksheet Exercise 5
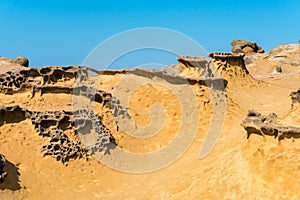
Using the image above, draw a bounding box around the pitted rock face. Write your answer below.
[231,39,264,54]
[0,66,87,94]
[0,154,7,182]
[0,105,118,164]
[0,64,131,163]
[208,52,250,80]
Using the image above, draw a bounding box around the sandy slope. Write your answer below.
[1,44,300,199]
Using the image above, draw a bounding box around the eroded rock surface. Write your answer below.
[175,56,212,77]
[0,64,130,164]
[0,105,117,164]
[208,52,252,81]
[241,89,300,140]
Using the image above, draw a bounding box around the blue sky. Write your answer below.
[0,0,299,69]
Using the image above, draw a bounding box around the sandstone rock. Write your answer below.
[241,109,300,140]
[231,39,264,54]
[176,56,212,77]
[242,88,300,140]
[208,52,250,80]
[10,56,29,67]
[267,44,300,68]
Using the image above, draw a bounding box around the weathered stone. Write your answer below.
[242,89,300,140]
[231,39,264,54]
[10,56,29,67]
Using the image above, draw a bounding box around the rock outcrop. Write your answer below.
[241,110,300,140]
[243,44,300,77]
[175,56,212,77]
[0,66,88,94]
[231,39,264,54]
[266,44,300,67]
[208,52,251,81]
[0,105,118,164]
[0,64,131,164]
[241,89,300,140]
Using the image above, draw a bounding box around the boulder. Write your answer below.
[231,39,264,54]
[10,56,29,67]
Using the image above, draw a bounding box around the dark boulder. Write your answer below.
[231,40,264,54]
[10,56,29,67]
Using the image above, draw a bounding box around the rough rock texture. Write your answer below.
[208,52,253,82]
[10,56,29,67]
[241,110,300,140]
[244,44,300,78]
[267,44,300,67]
[175,56,212,77]
[0,154,7,182]
[231,39,264,54]
[241,89,300,140]
[0,66,88,94]
[0,64,130,164]
[0,105,118,164]
[1,45,300,199]
[163,53,253,82]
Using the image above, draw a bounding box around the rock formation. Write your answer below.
[163,52,251,81]
[0,64,131,164]
[231,39,264,54]
[267,44,300,68]
[241,89,300,140]
[208,52,252,81]
[175,56,212,77]
[1,41,300,199]
[241,43,300,78]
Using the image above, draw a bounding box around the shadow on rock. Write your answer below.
[0,159,21,191]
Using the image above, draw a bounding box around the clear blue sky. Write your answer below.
[0,0,299,69]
